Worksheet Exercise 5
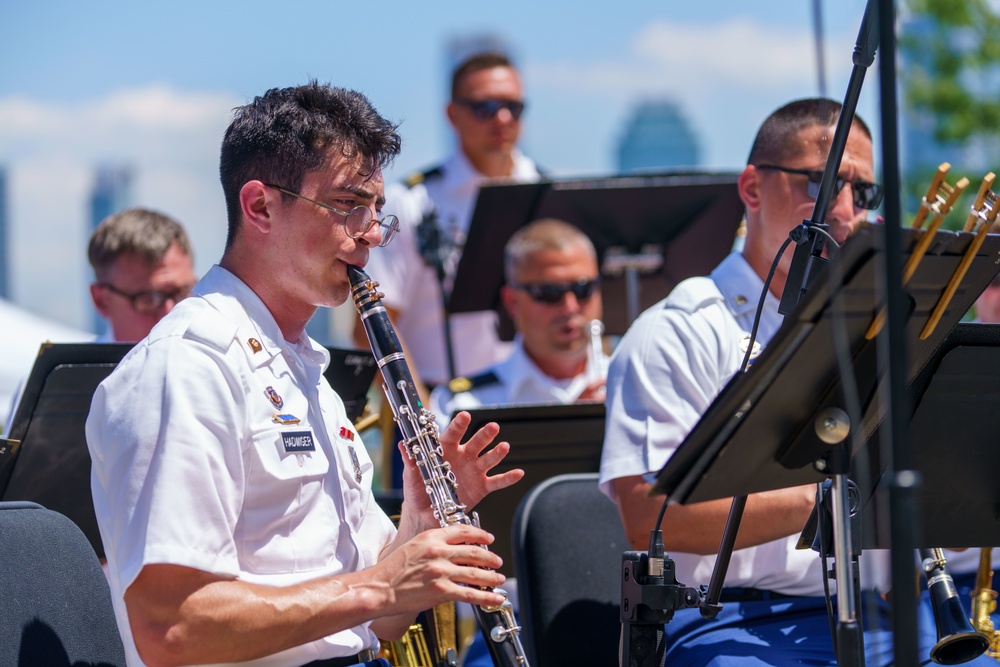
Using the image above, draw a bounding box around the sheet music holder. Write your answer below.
[0,343,378,560]
[448,173,745,338]
[0,343,132,559]
[861,321,1000,548]
[651,224,1000,529]
[459,402,605,577]
[322,347,378,423]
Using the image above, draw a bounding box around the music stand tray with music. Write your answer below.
[651,223,1000,542]
[449,172,745,338]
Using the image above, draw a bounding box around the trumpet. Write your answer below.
[921,548,990,665]
[586,319,609,384]
[971,547,1000,659]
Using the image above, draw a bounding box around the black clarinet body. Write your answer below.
[348,264,529,667]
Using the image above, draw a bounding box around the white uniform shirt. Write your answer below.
[365,150,541,386]
[599,252,887,597]
[87,265,395,667]
[429,335,600,426]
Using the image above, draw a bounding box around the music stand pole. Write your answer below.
[699,3,879,664]
[876,0,920,663]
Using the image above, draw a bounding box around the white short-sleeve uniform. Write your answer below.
[599,251,888,596]
[429,335,600,427]
[87,265,396,667]
[365,150,541,387]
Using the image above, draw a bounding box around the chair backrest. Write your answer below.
[512,473,627,667]
[0,501,126,667]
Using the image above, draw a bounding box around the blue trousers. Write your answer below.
[658,593,899,666]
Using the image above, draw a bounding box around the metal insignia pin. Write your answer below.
[739,334,762,361]
[348,446,363,483]
[264,386,283,409]
[248,338,263,353]
[733,294,748,306]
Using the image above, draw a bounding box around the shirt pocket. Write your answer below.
[240,427,336,573]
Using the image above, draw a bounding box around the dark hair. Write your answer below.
[88,207,192,281]
[747,98,872,166]
[219,81,401,248]
[450,52,514,100]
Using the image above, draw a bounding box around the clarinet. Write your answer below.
[348,264,530,667]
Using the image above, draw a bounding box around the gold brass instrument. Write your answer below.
[921,548,990,664]
[586,318,609,385]
[971,547,1000,660]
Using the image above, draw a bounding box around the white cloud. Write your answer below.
[0,85,239,328]
[523,16,876,171]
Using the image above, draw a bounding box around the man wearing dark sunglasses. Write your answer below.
[360,51,542,408]
[600,99,912,666]
[431,218,605,424]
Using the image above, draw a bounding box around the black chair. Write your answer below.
[0,501,126,667]
[511,473,628,667]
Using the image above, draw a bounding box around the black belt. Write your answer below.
[718,587,798,603]
[301,649,376,667]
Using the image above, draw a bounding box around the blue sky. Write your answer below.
[1,0,877,331]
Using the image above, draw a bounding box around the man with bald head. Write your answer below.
[431,217,606,422]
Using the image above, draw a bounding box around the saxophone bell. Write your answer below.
[971,547,1000,660]
[921,548,991,665]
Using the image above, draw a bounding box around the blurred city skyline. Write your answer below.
[2,0,878,334]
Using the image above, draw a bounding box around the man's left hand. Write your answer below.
[399,411,523,527]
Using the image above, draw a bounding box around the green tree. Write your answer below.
[899,0,1000,229]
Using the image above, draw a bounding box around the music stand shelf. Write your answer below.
[652,224,1000,548]
[460,402,606,577]
[449,172,745,337]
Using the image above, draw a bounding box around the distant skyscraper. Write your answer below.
[616,100,701,173]
[90,164,133,233]
[0,166,8,300]
[89,164,134,333]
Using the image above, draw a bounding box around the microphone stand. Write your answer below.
[697,3,881,666]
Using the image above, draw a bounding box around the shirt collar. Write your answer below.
[441,148,537,193]
[193,265,330,371]
[498,335,590,401]
[711,252,783,345]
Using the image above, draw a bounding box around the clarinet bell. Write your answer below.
[929,590,990,665]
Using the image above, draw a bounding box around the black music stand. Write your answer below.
[448,172,745,338]
[652,223,1000,526]
[0,343,378,560]
[862,321,1000,548]
[0,343,132,559]
[460,402,606,577]
[323,347,378,423]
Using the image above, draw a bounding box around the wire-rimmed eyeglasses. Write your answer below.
[263,183,399,247]
[98,282,195,314]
